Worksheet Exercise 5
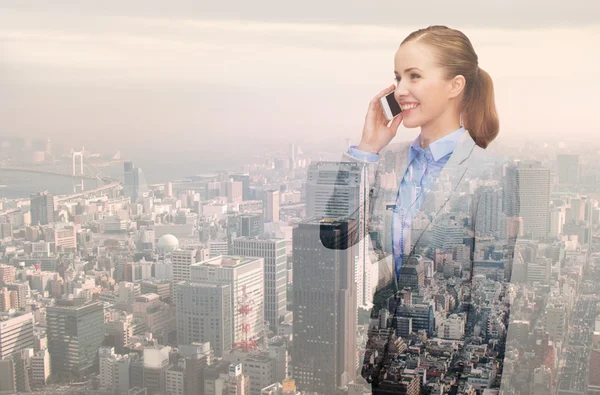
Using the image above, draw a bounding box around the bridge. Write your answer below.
[0,147,122,196]
[0,165,113,182]
[54,181,122,202]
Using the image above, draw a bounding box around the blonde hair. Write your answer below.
[401,25,498,149]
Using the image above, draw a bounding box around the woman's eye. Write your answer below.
[394,74,420,82]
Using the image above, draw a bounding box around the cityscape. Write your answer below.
[1,133,600,395]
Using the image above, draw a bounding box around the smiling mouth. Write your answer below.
[401,103,419,112]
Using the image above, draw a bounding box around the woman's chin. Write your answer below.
[402,118,421,129]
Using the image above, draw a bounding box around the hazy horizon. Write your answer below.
[1,2,599,164]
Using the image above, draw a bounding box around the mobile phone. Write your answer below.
[380,91,402,121]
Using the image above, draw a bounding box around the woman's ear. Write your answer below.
[448,75,466,99]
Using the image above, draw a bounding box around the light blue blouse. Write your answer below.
[348,126,466,279]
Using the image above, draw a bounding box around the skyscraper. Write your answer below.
[230,173,250,201]
[30,191,54,226]
[47,299,104,377]
[240,213,264,238]
[504,161,550,240]
[232,236,287,332]
[191,255,264,350]
[171,248,197,282]
[123,161,149,203]
[474,185,502,236]
[0,312,34,360]
[291,218,357,393]
[174,282,232,357]
[306,161,372,308]
[263,190,280,222]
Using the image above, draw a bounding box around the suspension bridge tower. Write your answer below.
[72,147,84,193]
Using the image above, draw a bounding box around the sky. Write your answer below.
[1,1,600,167]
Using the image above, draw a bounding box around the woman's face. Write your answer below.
[393,41,457,129]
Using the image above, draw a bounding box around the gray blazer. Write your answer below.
[322,130,520,390]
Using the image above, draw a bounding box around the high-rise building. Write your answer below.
[30,191,54,226]
[397,256,425,293]
[230,173,250,201]
[291,218,357,393]
[44,224,77,250]
[263,190,280,222]
[174,282,232,357]
[240,213,264,238]
[191,256,264,350]
[475,185,502,236]
[123,161,149,203]
[0,264,16,284]
[431,215,466,254]
[232,236,287,332]
[504,161,550,240]
[30,348,51,387]
[143,346,171,395]
[171,248,197,282]
[0,312,35,359]
[306,161,372,307]
[225,180,244,203]
[46,299,104,376]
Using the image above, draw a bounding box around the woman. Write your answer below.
[339,25,520,392]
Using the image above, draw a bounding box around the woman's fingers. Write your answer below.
[389,113,403,133]
[370,84,396,105]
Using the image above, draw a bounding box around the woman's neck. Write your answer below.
[419,115,462,149]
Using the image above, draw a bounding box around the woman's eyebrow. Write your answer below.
[394,67,422,74]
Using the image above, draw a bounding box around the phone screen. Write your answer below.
[385,92,402,117]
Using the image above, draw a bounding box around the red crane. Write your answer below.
[233,284,258,352]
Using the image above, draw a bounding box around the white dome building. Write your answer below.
[157,234,179,254]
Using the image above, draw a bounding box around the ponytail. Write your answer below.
[463,67,499,149]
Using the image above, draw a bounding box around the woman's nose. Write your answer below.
[394,82,408,98]
[394,88,407,101]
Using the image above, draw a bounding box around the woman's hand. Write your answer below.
[357,84,404,154]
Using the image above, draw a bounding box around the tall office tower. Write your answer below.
[289,143,297,169]
[568,196,585,222]
[397,256,425,293]
[0,312,35,359]
[30,191,54,225]
[504,161,550,240]
[549,207,566,238]
[30,349,51,387]
[556,154,579,185]
[191,256,264,350]
[143,346,171,395]
[0,264,16,284]
[431,215,465,253]
[174,282,232,357]
[306,161,371,308]
[123,161,149,203]
[291,218,357,394]
[240,213,264,238]
[171,248,197,282]
[230,173,251,201]
[232,237,287,332]
[475,185,502,235]
[263,190,280,222]
[225,180,243,203]
[46,299,104,377]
